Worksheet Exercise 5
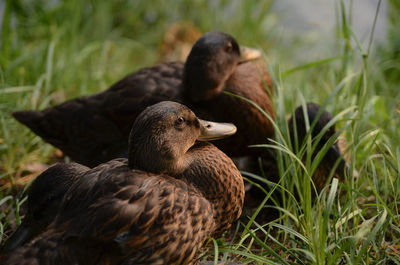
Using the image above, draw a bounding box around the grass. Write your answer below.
[1,0,399,263]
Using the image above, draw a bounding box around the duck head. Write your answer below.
[183,31,261,102]
[128,101,236,174]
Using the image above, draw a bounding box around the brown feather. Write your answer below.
[5,102,244,265]
[12,32,273,167]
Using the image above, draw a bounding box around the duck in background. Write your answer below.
[287,102,351,192]
[5,101,245,265]
[12,31,273,167]
[1,163,89,253]
[243,102,351,213]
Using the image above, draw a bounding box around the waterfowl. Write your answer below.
[1,163,89,253]
[5,101,245,265]
[288,102,349,192]
[12,31,273,167]
[243,103,350,211]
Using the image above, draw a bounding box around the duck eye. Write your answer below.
[175,117,185,126]
[225,42,233,53]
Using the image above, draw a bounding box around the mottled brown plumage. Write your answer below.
[12,32,273,167]
[1,163,89,253]
[5,102,244,265]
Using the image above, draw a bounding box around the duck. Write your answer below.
[1,163,89,253]
[287,102,350,192]
[12,31,273,167]
[3,103,349,253]
[5,101,245,265]
[240,102,351,218]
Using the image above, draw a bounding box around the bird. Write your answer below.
[12,31,273,167]
[1,163,89,253]
[287,102,350,192]
[5,101,245,265]
[3,103,350,253]
[241,102,351,215]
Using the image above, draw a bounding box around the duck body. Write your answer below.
[243,102,350,211]
[6,102,244,265]
[13,32,273,167]
[8,159,211,265]
[1,162,89,253]
[13,62,184,166]
[6,147,243,265]
[288,102,349,192]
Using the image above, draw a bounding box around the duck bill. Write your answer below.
[239,46,262,63]
[198,119,237,141]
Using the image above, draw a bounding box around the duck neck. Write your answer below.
[183,57,227,102]
[128,138,192,176]
[179,142,244,234]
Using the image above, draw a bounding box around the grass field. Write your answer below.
[1,0,400,263]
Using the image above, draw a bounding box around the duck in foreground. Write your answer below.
[5,101,244,265]
[12,31,273,167]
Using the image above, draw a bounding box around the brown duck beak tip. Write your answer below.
[239,46,262,63]
[198,119,237,141]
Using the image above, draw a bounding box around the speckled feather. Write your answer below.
[6,142,244,265]
[6,99,245,265]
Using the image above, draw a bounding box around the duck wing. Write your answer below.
[51,160,215,264]
[12,62,184,167]
[1,163,89,253]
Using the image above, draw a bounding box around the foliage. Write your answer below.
[1,0,399,263]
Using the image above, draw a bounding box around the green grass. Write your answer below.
[1,0,399,263]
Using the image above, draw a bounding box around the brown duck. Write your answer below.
[241,102,351,213]
[1,163,89,253]
[12,31,273,167]
[5,101,245,265]
[288,102,350,192]
[2,103,349,253]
